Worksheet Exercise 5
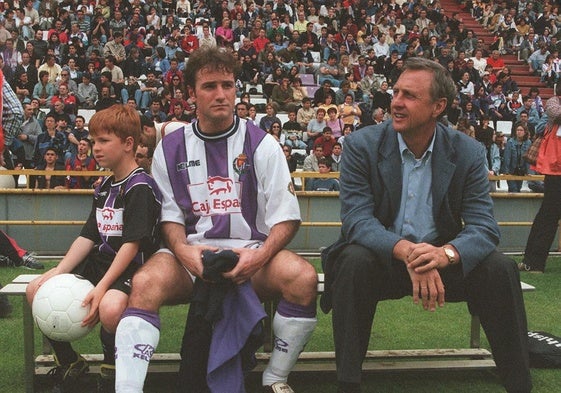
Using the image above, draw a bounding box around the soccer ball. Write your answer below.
[32,274,95,342]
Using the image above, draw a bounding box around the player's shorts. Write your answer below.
[155,240,264,282]
[72,251,140,295]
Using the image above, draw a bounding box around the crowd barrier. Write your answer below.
[0,170,558,253]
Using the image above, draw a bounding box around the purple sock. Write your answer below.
[276,299,316,318]
[121,307,161,330]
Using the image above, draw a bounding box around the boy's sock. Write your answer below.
[48,339,78,365]
[115,307,160,393]
[262,299,317,386]
[100,326,116,365]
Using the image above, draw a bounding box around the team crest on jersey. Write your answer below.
[233,153,249,175]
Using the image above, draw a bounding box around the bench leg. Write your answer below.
[23,300,35,393]
[470,315,481,348]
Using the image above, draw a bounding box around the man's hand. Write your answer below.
[223,247,268,285]
[405,242,450,273]
[408,266,445,311]
[174,243,219,279]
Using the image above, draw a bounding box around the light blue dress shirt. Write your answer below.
[390,131,439,243]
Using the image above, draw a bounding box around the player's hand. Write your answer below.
[406,242,448,273]
[222,247,267,285]
[408,267,445,311]
[175,243,219,280]
[81,286,103,327]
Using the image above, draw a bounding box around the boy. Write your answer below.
[26,105,162,393]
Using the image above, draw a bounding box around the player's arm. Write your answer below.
[162,221,217,279]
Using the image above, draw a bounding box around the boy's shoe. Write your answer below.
[97,363,116,393]
[263,382,295,393]
[517,262,544,273]
[21,252,44,270]
[0,292,12,318]
[48,354,89,393]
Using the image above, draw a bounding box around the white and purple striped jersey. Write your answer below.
[152,116,300,248]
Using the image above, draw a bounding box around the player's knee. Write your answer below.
[286,259,318,305]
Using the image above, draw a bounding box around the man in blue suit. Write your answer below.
[322,57,531,393]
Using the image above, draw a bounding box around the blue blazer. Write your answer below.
[327,120,500,278]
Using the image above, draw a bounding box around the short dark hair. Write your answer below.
[183,47,240,90]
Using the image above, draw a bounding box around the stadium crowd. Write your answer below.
[0,0,560,191]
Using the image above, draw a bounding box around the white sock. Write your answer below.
[262,313,317,386]
[115,315,160,393]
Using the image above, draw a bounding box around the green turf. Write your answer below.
[1,257,560,392]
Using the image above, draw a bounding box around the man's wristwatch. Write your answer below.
[443,246,457,266]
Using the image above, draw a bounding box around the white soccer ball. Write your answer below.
[32,274,95,342]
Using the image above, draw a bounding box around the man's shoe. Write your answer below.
[517,262,544,273]
[97,363,115,393]
[263,382,295,393]
[21,252,44,270]
[48,354,89,393]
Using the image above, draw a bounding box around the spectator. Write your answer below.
[521,84,561,272]
[268,120,285,145]
[339,93,362,126]
[318,94,338,117]
[297,97,316,131]
[135,71,162,111]
[270,76,294,113]
[259,103,281,133]
[77,73,98,109]
[135,143,154,173]
[144,99,167,123]
[329,142,343,172]
[103,32,126,65]
[305,157,339,191]
[14,71,33,103]
[325,107,343,139]
[33,114,66,166]
[528,44,549,75]
[17,103,42,168]
[313,126,336,156]
[95,85,117,111]
[318,54,341,87]
[65,138,97,189]
[34,147,66,189]
[283,110,306,149]
[516,96,540,126]
[67,116,89,158]
[503,123,532,192]
[37,54,61,84]
[303,144,324,172]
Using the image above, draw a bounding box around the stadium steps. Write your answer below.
[440,0,554,99]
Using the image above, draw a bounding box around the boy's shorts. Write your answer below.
[72,251,140,295]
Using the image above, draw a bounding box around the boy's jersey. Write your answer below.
[152,116,300,247]
[80,167,162,264]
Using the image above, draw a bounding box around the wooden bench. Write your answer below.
[1,273,535,393]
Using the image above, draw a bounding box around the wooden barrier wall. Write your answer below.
[0,171,557,254]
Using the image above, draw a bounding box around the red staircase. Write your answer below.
[440,0,554,100]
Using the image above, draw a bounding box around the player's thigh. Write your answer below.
[131,251,194,306]
[251,249,317,304]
